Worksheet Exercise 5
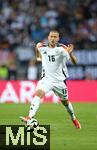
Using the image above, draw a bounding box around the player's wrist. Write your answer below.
[69,51,73,55]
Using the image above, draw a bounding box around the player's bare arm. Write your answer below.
[67,44,77,65]
[35,42,42,62]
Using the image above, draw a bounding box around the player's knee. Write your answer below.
[61,99,69,106]
[35,89,45,98]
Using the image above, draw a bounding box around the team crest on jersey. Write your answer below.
[43,51,47,54]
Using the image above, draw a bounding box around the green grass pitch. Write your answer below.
[0,103,97,150]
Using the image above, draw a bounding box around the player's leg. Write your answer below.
[61,99,76,120]
[53,85,81,129]
[53,87,76,120]
[61,100,81,129]
[20,78,52,123]
[28,89,45,119]
[20,89,45,123]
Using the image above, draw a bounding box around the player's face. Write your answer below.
[48,32,59,45]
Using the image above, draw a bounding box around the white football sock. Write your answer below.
[65,101,76,120]
[29,96,40,118]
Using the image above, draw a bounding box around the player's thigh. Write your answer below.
[36,78,52,97]
[53,81,68,101]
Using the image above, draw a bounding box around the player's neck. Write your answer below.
[48,43,56,48]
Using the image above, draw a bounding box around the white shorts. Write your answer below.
[36,78,68,100]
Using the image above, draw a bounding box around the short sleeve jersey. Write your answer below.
[38,43,70,81]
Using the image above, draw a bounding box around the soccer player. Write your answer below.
[20,30,81,129]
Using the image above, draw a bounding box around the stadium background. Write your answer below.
[0,0,97,150]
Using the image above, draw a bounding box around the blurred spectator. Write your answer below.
[0,42,10,65]
[26,59,38,80]
[0,0,97,50]
[8,62,17,80]
[0,64,9,80]
[15,32,35,65]
[83,73,93,80]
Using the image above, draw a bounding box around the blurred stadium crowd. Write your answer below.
[0,0,97,80]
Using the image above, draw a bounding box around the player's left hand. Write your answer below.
[67,44,74,54]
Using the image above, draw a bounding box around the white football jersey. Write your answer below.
[38,43,70,81]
